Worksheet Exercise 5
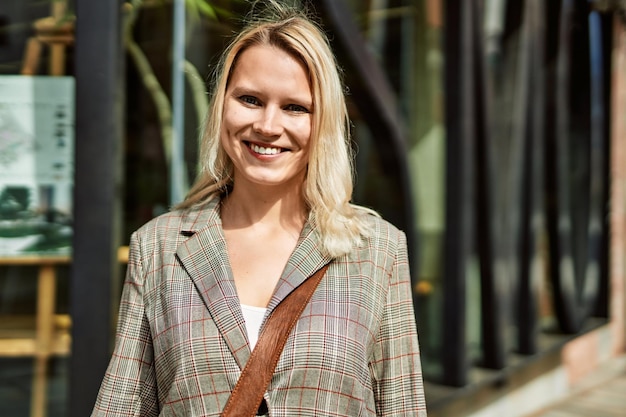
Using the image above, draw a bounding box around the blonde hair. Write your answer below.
[178,1,372,257]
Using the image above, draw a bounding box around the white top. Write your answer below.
[241,304,267,350]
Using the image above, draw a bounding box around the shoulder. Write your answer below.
[351,204,407,254]
[131,210,185,247]
[135,208,190,235]
[135,199,219,239]
[130,201,218,256]
[352,204,404,240]
[125,203,218,276]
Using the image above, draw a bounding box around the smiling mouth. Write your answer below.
[246,141,286,155]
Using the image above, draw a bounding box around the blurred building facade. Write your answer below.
[0,1,625,416]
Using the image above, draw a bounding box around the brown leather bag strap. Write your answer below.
[221,263,330,417]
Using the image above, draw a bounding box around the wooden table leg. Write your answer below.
[31,265,56,417]
[49,0,67,76]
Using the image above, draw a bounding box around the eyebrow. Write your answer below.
[229,86,313,108]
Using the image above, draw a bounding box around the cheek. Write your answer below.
[221,107,237,135]
[219,116,238,157]
[294,118,313,148]
[222,101,249,134]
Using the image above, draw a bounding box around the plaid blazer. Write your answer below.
[92,197,427,416]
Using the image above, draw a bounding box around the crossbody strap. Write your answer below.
[221,263,330,417]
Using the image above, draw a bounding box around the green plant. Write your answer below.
[122,0,237,197]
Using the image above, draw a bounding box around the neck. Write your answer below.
[221,180,308,233]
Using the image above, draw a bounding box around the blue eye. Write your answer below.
[239,95,260,105]
[285,104,310,113]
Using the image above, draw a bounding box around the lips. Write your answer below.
[245,141,286,156]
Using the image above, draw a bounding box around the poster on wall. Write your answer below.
[0,75,74,257]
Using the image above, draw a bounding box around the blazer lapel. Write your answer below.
[267,216,333,312]
[174,199,333,369]
[175,198,251,369]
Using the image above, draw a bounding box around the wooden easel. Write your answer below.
[0,257,71,417]
[21,1,74,77]
[0,2,74,417]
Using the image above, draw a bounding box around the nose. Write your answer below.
[253,106,283,137]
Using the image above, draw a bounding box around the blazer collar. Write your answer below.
[175,196,332,369]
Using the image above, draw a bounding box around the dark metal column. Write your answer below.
[546,0,607,334]
[474,0,508,370]
[441,0,476,386]
[70,0,124,415]
[517,0,546,355]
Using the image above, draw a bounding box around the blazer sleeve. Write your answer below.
[370,230,428,416]
[92,231,159,417]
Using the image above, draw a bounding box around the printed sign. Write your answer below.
[0,76,74,256]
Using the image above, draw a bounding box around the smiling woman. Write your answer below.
[182,1,370,259]
[91,1,427,416]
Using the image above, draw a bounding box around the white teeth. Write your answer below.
[251,143,281,155]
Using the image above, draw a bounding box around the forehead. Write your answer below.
[228,44,312,95]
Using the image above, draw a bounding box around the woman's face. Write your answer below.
[221,44,313,192]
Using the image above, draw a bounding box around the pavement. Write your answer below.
[527,355,626,417]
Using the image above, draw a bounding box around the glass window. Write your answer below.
[0,1,75,415]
